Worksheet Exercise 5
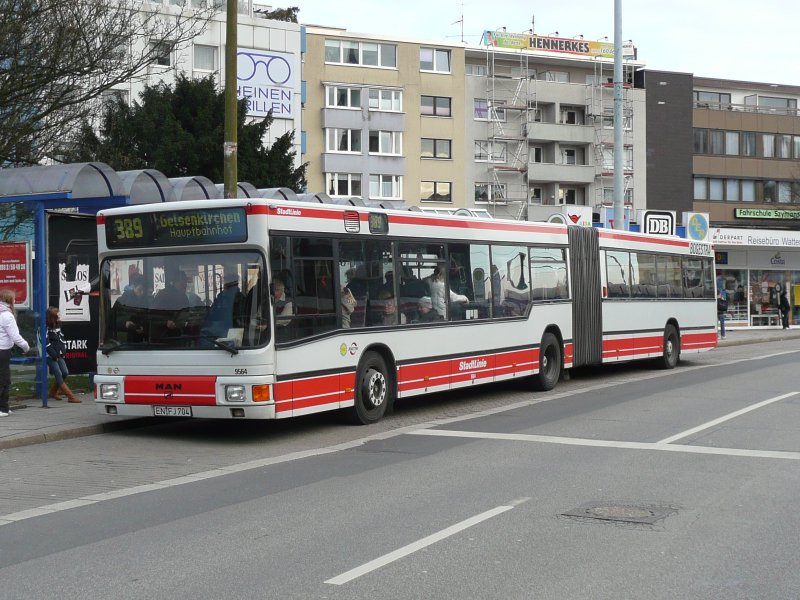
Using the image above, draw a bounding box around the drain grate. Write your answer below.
[561,502,677,525]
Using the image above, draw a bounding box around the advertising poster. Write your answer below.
[0,241,31,308]
[58,261,91,322]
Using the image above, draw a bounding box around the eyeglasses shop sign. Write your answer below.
[237,48,296,119]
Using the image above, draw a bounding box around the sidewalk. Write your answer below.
[2,326,799,450]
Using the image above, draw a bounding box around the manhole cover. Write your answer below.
[561,503,677,525]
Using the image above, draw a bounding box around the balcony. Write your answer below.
[526,122,594,144]
[527,162,595,184]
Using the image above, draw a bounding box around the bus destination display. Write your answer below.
[106,207,248,248]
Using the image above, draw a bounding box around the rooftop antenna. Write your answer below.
[451,0,465,43]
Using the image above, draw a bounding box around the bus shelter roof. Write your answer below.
[214,182,260,198]
[258,187,298,202]
[169,176,219,201]
[119,169,177,204]
[0,162,126,208]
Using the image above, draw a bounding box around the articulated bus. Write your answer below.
[94,199,717,424]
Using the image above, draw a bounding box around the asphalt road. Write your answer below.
[1,340,799,599]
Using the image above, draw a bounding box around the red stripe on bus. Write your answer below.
[274,372,356,413]
[124,375,217,405]
[246,204,269,215]
[598,230,688,248]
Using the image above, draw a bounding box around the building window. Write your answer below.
[466,63,487,76]
[777,134,792,159]
[693,91,732,108]
[763,134,775,158]
[742,132,756,157]
[420,95,451,117]
[368,88,402,112]
[559,188,577,205]
[693,128,708,154]
[531,146,543,163]
[421,138,452,159]
[725,179,739,202]
[369,130,402,155]
[420,47,451,73]
[542,71,569,83]
[778,181,793,203]
[474,99,488,120]
[725,131,739,156]
[100,89,129,107]
[530,187,542,203]
[326,173,362,197]
[563,148,576,165]
[694,177,707,200]
[475,183,506,203]
[741,180,755,202]
[474,141,506,163]
[763,180,777,203]
[324,39,397,68]
[794,136,800,159]
[370,175,402,199]
[150,41,173,67]
[193,45,216,71]
[421,181,452,203]
[326,86,362,109]
[326,128,362,153]
[710,130,724,155]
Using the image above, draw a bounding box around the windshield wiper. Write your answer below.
[200,335,239,355]
[100,341,148,355]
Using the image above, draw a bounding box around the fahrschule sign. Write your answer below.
[735,208,800,220]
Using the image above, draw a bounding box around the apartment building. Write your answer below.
[105,1,303,163]
[465,32,645,221]
[302,26,465,207]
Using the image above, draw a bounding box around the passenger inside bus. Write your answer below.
[415,296,442,323]
[272,277,294,326]
[201,268,246,341]
[111,273,147,342]
[152,270,203,339]
[424,266,468,318]
[375,290,406,325]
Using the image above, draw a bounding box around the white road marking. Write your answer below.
[657,391,800,444]
[409,429,800,461]
[325,499,528,585]
[2,349,799,526]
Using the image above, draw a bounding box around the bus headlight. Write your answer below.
[100,383,120,401]
[225,385,246,402]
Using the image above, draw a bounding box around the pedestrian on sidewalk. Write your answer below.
[779,290,791,329]
[0,289,31,417]
[46,307,80,403]
[717,288,728,339]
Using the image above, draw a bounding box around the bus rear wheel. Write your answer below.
[533,332,561,391]
[348,352,392,425]
[659,324,680,369]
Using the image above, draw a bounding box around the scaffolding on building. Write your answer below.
[483,42,533,217]
[586,58,636,210]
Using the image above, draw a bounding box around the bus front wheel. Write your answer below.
[660,324,680,369]
[348,352,392,425]
[533,333,562,391]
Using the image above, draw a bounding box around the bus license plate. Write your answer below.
[153,406,192,417]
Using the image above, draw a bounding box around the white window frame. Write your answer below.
[326,128,362,153]
[193,44,217,71]
[326,173,362,198]
[326,85,362,109]
[370,175,403,200]
[369,130,403,155]
[324,39,398,68]
[368,88,402,112]
[475,182,507,203]
[420,47,451,73]
[149,41,173,67]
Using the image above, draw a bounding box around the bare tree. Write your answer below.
[0,0,214,165]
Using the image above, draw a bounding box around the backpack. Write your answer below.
[717,296,728,313]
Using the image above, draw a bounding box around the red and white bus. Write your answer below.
[94,199,717,424]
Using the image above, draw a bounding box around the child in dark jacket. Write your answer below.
[46,307,79,402]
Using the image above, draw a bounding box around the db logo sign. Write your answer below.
[642,211,676,236]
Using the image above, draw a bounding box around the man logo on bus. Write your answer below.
[643,211,675,236]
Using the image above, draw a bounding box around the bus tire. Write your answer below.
[660,324,680,369]
[348,352,392,425]
[533,333,561,391]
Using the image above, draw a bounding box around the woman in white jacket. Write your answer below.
[424,267,468,318]
[0,289,31,417]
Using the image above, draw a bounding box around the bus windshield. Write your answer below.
[100,250,267,352]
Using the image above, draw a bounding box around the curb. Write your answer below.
[0,417,154,451]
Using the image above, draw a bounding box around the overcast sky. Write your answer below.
[295,0,800,86]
